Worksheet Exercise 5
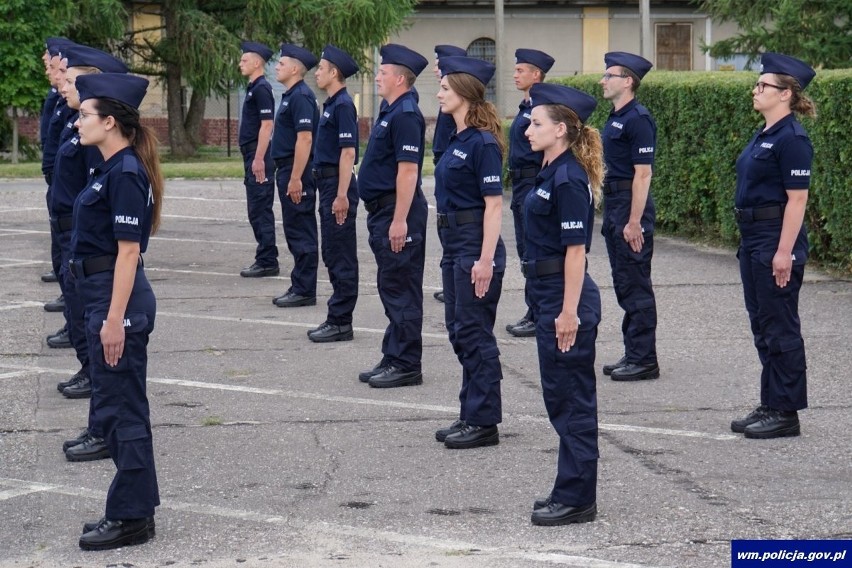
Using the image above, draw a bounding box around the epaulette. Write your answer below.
[635,104,651,118]
[791,120,809,138]
[122,154,140,175]
[402,99,416,113]
[554,163,571,188]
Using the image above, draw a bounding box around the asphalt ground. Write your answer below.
[0,177,850,568]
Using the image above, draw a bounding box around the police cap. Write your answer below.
[760,52,815,90]
[241,41,274,62]
[46,37,75,58]
[435,45,466,59]
[439,56,495,86]
[529,83,597,124]
[515,48,555,73]
[279,44,318,70]
[604,51,653,79]
[320,45,359,78]
[64,45,129,74]
[380,44,428,76]
[76,73,149,110]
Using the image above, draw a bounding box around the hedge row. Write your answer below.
[553,70,852,273]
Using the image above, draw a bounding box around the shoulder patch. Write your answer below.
[122,154,140,175]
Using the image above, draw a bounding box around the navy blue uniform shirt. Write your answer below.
[358,89,424,201]
[43,99,75,175]
[58,110,79,147]
[271,79,319,160]
[524,149,595,256]
[313,87,359,167]
[434,127,503,212]
[40,88,60,148]
[71,147,152,258]
[735,113,812,209]
[508,99,542,170]
[239,75,275,147]
[602,99,656,180]
[50,120,103,217]
[432,111,455,162]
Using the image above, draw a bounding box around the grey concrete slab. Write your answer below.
[0,178,850,568]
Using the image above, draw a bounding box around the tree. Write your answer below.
[125,0,418,158]
[697,0,852,69]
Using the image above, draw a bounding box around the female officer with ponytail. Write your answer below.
[70,73,162,550]
[523,83,602,526]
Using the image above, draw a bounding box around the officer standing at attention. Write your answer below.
[307,45,361,343]
[39,38,65,285]
[429,44,467,304]
[357,44,429,388]
[433,56,506,449]
[238,41,279,278]
[730,53,816,440]
[523,83,602,526]
[71,72,161,550]
[505,48,555,338]
[599,52,660,382]
[270,44,320,308]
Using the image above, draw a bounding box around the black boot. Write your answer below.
[62,374,92,399]
[79,518,152,550]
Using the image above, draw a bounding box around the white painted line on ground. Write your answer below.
[600,423,737,441]
[0,228,48,236]
[0,370,34,380]
[162,214,243,222]
[0,207,44,214]
[166,195,245,203]
[0,301,46,312]
[150,236,255,246]
[0,476,661,568]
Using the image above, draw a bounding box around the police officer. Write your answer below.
[433,56,506,449]
[357,44,429,388]
[429,44,466,304]
[39,38,65,284]
[270,44,320,308]
[523,83,602,526]
[730,53,816,440]
[71,73,160,550]
[307,45,360,343]
[599,52,660,382]
[238,41,278,278]
[53,46,130,465]
[505,48,555,338]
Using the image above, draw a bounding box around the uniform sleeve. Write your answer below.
[628,114,656,166]
[255,85,275,122]
[391,112,423,164]
[778,134,813,190]
[290,93,316,133]
[558,176,593,247]
[336,103,358,148]
[475,139,504,197]
[111,172,149,242]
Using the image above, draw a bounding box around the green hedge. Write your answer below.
[554,70,852,273]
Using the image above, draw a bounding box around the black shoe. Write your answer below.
[610,363,660,382]
[506,316,536,337]
[79,518,151,551]
[83,516,155,537]
[44,294,65,312]
[57,370,86,392]
[435,419,466,442]
[433,290,444,303]
[41,270,58,283]
[307,322,353,343]
[47,325,66,339]
[533,495,552,510]
[731,404,770,433]
[66,434,110,462]
[46,328,72,349]
[743,409,800,439]
[62,374,92,399]
[444,424,499,449]
[368,365,423,388]
[531,502,597,526]
[358,361,388,383]
[602,356,628,376]
[273,290,316,308]
[240,263,279,278]
[62,428,90,452]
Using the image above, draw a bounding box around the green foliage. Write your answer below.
[555,70,852,272]
[696,0,852,69]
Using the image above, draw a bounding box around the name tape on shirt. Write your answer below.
[452,149,467,160]
[535,188,550,200]
[339,132,353,139]
[299,118,312,125]
[562,221,584,230]
[611,121,624,129]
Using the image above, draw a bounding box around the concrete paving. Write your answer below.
[0,178,850,568]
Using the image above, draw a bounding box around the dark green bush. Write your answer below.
[555,70,852,272]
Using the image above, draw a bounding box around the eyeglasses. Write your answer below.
[754,81,787,94]
[78,111,105,121]
[601,73,628,81]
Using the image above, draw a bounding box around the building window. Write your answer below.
[655,23,692,71]
[466,37,496,101]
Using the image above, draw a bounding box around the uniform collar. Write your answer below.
[248,75,266,89]
[536,149,573,181]
[610,98,638,117]
[451,126,479,143]
[93,145,134,176]
[519,98,531,110]
[380,89,416,117]
[324,86,348,106]
[759,112,795,137]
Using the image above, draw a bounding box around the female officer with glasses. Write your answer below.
[730,53,816,440]
[70,73,162,550]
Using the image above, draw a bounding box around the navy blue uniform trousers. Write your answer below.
[438,218,505,426]
[79,266,159,519]
[738,221,808,411]
[529,272,601,507]
[601,190,657,365]
[275,166,319,297]
[241,145,278,268]
[366,193,427,372]
[316,175,359,325]
[510,177,536,317]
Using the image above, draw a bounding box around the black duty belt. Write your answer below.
[274,156,294,169]
[312,166,339,179]
[521,257,563,278]
[364,193,396,214]
[603,179,633,195]
[69,255,117,279]
[50,216,73,233]
[509,166,538,181]
[734,204,785,223]
[436,209,484,229]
